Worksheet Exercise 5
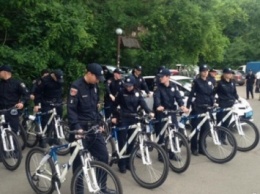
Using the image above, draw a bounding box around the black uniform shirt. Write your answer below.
[187,77,215,108]
[67,77,100,130]
[215,79,239,108]
[132,73,149,94]
[105,78,123,101]
[0,78,29,109]
[34,75,63,105]
[246,74,256,85]
[154,82,184,110]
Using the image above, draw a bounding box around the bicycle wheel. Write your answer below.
[229,118,259,151]
[48,121,70,156]
[0,130,22,171]
[165,131,191,173]
[71,160,123,194]
[129,141,169,189]
[24,120,38,148]
[17,123,27,150]
[25,147,55,194]
[201,126,237,164]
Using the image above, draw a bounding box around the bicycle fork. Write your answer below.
[234,115,245,136]
[81,153,100,193]
[169,130,181,153]
[1,128,15,151]
[139,136,152,165]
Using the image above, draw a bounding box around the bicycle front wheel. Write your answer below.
[0,130,22,171]
[129,141,169,189]
[165,131,191,173]
[71,160,123,194]
[201,126,237,164]
[25,147,55,194]
[229,118,259,151]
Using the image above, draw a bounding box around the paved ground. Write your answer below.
[0,85,260,194]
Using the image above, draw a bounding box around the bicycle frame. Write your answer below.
[0,113,15,152]
[111,122,152,165]
[34,139,100,193]
[180,111,221,145]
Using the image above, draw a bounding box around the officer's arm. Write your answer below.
[34,78,45,105]
[139,95,152,113]
[105,79,112,95]
[187,81,196,109]
[141,77,150,94]
[233,81,239,100]
[153,87,161,109]
[174,86,184,107]
[67,86,81,131]
[18,82,30,105]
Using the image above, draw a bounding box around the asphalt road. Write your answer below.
[0,85,260,194]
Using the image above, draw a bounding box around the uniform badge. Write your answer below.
[171,87,175,92]
[107,80,112,84]
[208,81,212,85]
[119,82,122,85]
[94,87,97,93]
[231,82,233,86]
[70,88,78,96]
[135,92,139,97]
[20,83,26,88]
[139,78,142,82]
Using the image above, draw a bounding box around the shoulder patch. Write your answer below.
[20,83,26,88]
[107,80,112,84]
[70,88,78,96]
[135,92,140,97]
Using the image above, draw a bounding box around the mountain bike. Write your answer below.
[215,105,259,151]
[107,113,169,189]
[0,108,22,171]
[25,125,123,194]
[179,106,237,163]
[25,103,70,155]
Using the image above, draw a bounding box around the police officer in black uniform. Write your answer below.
[67,63,115,194]
[245,69,256,99]
[104,68,123,118]
[187,64,215,156]
[0,65,30,134]
[33,69,64,147]
[153,65,165,91]
[30,69,49,101]
[132,65,151,96]
[215,67,239,144]
[112,75,154,173]
[208,68,217,87]
[154,68,189,161]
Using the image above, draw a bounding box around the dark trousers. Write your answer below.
[216,109,232,141]
[190,110,210,152]
[104,101,113,119]
[117,120,136,170]
[71,129,109,193]
[246,84,254,99]
[5,112,19,134]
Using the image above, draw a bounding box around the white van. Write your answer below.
[237,65,246,73]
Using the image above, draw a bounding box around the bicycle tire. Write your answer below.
[229,118,259,151]
[25,147,55,194]
[71,160,123,194]
[0,130,22,171]
[165,131,191,173]
[17,123,27,150]
[48,120,70,156]
[129,141,169,189]
[201,126,237,164]
[24,120,38,148]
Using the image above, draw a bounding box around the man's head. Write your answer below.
[0,65,12,80]
[223,68,234,79]
[199,64,209,78]
[113,68,123,80]
[249,69,253,74]
[51,69,64,83]
[157,68,171,85]
[86,63,105,84]
[209,68,217,78]
[134,65,142,76]
[41,69,49,77]
[124,75,135,91]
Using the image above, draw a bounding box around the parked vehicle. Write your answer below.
[169,69,179,75]
[246,62,260,74]
[143,75,253,121]
[237,65,246,73]
[233,70,245,86]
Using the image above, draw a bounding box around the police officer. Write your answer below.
[245,69,256,99]
[67,63,115,194]
[153,65,165,91]
[112,75,154,173]
[187,64,215,156]
[30,69,49,101]
[154,68,189,161]
[132,65,151,96]
[104,68,123,118]
[215,68,239,144]
[208,68,217,87]
[0,65,30,134]
[33,69,64,147]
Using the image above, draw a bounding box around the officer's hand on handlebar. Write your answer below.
[149,112,155,118]
[15,103,24,110]
[33,106,40,113]
[75,129,84,139]
[147,92,152,98]
[180,106,189,114]
[109,94,115,102]
[111,118,117,124]
[157,106,164,112]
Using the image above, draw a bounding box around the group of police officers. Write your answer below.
[0,62,242,193]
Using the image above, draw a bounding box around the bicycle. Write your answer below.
[25,102,70,155]
[145,110,191,173]
[107,113,169,189]
[215,105,259,152]
[179,106,237,164]
[0,108,22,171]
[25,125,123,194]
